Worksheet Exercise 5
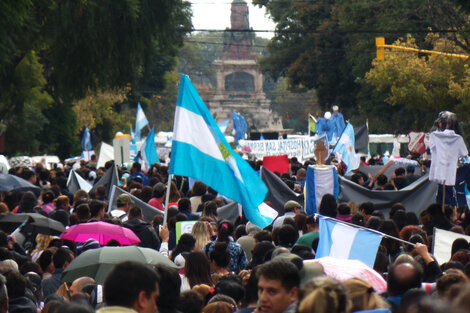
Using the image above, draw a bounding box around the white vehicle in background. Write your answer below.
[9,155,61,170]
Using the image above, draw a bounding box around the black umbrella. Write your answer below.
[0,173,40,194]
[0,213,65,236]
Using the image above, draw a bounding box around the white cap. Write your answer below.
[324,112,332,120]
[332,105,339,112]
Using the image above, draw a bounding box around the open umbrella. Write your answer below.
[0,213,65,236]
[306,257,387,293]
[60,221,140,245]
[0,173,40,194]
[61,246,176,283]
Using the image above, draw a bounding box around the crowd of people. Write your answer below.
[0,153,470,313]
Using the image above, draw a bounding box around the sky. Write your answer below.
[189,0,276,39]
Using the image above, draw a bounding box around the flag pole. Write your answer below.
[317,214,415,247]
[163,173,173,225]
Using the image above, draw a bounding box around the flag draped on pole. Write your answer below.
[81,128,92,151]
[135,103,149,142]
[316,216,382,267]
[305,166,339,215]
[140,127,159,170]
[108,186,163,222]
[354,122,369,153]
[67,170,93,194]
[232,112,247,144]
[332,123,360,173]
[170,74,271,228]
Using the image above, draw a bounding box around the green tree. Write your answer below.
[0,0,192,158]
[365,34,470,136]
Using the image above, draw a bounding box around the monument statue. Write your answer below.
[222,0,257,60]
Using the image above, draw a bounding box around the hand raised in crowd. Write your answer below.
[159,224,169,243]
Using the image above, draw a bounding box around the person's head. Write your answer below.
[344,277,388,312]
[191,181,207,197]
[376,174,388,187]
[116,194,134,211]
[191,221,211,251]
[152,183,166,199]
[75,204,91,222]
[202,201,218,218]
[89,200,105,219]
[277,225,299,248]
[103,261,160,313]
[19,191,37,212]
[359,202,374,218]
[298,277,348,313]
[184,251,212,288]
[217,220,234,243]
[95,186,107,199]
[215,276,245,308]
[451,238,469,257]
[177,290,204,313]
[171,233,196,262]
[351,173,364,185]
[283,201,302,215]
[178,198,191,212]
[395,167,406,177]
[153,264,181,312]
[131,162,142,173]
[53,247,73,269]
[318,194,337,218]
[69,277,96,298]
[210,242,231,270]
[54,195,70,211]
[128,207,144,220]
[387,261,423,296]
[257,259,300,313]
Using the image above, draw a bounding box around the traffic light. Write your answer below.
[376,37,385,61]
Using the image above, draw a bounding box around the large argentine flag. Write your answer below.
[332,123,360,173]
[171,74,271,228]
[316,216,382,267]
[135,103,149,141]
[140,127,159,170]
[305,165,339,215]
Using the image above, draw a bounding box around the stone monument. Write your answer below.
[206,0,283,135]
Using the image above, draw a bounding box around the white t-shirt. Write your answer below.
[429,130,468,185]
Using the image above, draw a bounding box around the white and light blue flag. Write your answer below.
[316,216,382,267]
[170,74,271,228]
[305,165,339,215]
[140,127,159,170]
[332,123,360,173]
[135,102,149,142]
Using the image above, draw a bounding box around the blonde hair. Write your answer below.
[298,277,348,313]
[0,202,8,214]
[344,278,389,312]
[192,221,211,251]
[32,234,55,255]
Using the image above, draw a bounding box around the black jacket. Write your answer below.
[124,218,161,250]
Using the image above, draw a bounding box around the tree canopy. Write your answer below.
[0,0,191,158]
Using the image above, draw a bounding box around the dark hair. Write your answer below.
[191,181,207,197]
[451,238,469,257]
[103,261,159,308]
[366,216,383,231]
[351,213,365,226]
[89,200,104,218]
[202,201,218,218]
[37,249,55,272]
[50,209,70,227]
[250,241,275,268]
[395,167,406,176]
[337,203,351,215]
[376,174,388,186]
[253,230,272,243]
[5,270,27,298]
[53,247,72,269]
[170,233,196,262]
[389,203,406,219]
[153,264,181,311]
[95,186,107,199]
[405,212,419,226]
[359,202,374,215]
[19,191,37,213]
[392,209,407,231]
[351,173,363,184]
[75,204,90,221]
[215,278,245,304]
[234,225,247,240]
[217,220,234,243]
[184,251,213,288]
[210,242,231,268]
[318,194,337,218]
[257,259,300,291]
[178,198,191,212]
[128,206,143,219]
[177,290,204,313]
[387,261,423,296]
[277,225,299,248]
